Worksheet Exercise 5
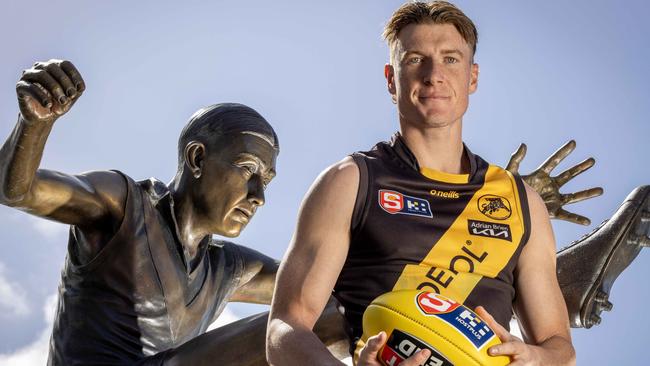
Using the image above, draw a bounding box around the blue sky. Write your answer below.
[0,0,648,364]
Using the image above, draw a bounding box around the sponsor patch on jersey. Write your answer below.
[415,292,495,350]
[477,194,512,220]
[467,219,512,242]
[379,190,433,218]
[381,329,454,366]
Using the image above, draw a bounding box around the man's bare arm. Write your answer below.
[480,184,575,365]
[229,245,280,305]
[266,157,359,366]
[0,60,126,253]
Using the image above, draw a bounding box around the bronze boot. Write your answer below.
[557,185,650,328]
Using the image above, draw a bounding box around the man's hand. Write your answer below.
[506,140,602,225]
[16,59,85,124]
[358,332,431,366]
[476,306,535,366]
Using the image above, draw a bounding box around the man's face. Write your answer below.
[385,22,479,129]
[196,132,277,237]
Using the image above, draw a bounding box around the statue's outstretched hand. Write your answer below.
[15,59,85,124]
[506,140,603,225]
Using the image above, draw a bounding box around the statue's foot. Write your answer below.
[557,185,650,328]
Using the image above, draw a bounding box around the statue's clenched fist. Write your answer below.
[16,59,85,124]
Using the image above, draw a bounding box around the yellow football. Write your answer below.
[362,290,509,366]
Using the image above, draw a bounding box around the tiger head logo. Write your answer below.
[478,194,512,220]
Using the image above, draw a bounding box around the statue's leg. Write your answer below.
[557,185,650,328]
[139,298,350,366]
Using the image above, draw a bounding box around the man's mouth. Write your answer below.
[419,94,449,100]
[233,207,253,223]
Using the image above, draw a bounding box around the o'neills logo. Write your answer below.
[468,219,512,242]
[477,194,512,220]
[430,189,460,199]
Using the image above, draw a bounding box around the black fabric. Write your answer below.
[48,172,243,366]
[333,133,526,342]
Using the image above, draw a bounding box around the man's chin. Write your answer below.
[217,222,247,238]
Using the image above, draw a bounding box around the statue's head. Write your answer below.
[176,103,279,237]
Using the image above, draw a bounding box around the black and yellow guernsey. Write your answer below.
[332,133,531,355]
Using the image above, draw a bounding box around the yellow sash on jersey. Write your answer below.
[391,165,526,303]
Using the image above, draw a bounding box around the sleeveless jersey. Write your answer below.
[48,172,244,366]
[332,134,531,355]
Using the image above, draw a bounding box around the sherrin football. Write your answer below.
[362,290,509,366]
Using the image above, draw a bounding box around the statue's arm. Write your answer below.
[0,60,126,230]
[229,245,279,305]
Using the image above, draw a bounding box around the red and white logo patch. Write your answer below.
[415,292,461,315]
[379,190,404,213]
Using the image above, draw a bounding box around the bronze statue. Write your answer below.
[1,59,283,365]
[1,58,647,366]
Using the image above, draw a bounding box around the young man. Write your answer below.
[0,59,280,365]
[267,2,576,365]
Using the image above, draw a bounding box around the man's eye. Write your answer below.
[407,57,423,64]
[444,56,458,64]
[239,164,256,177]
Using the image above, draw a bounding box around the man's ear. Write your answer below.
[469,63,479,94]
[384,64,397,102]
[184,141,205,179]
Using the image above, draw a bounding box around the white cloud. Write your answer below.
[30,217,68,240]
[0,263,30,317]
[0,293,56,366]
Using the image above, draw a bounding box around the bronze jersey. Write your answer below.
[332,134,531,349]
[48,172,244,365]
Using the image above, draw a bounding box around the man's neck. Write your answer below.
[399,120,467,174]
[168,179,207,263]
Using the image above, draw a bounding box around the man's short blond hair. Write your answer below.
[383,1,478,63]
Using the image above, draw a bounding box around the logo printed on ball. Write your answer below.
[380,329,453,366]
[379,189,433,218]
[414,292,496,350]
[416,292,461,315]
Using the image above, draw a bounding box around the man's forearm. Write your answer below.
[533,335,576,366]
[267,318,344,366]
[0,115,54,203]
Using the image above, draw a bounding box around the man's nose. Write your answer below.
[248,175,266,206]
[422,59,444,85]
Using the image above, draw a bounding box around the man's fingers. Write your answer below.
[22,69,68,105]
[538,140,576,175]
[505,143,527,173]
[554,208,590,226]
[60,60,85,92]
[555,157,595,187]
[44,63,77,98]
[401,348,431,366]
[561,187,604,205]
[366,331,387,353]
[358,331,387,364]
[488,340,523,357]
[16,80,52,108]
[475,306,510,342]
